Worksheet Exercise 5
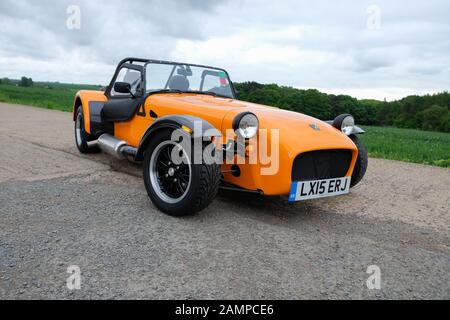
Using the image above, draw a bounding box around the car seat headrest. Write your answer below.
[168,75,189,91]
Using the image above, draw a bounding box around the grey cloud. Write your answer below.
[351,50,395,72]
[0,0,449,100]
[408,65,443,76]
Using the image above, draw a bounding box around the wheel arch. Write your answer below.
[72,95,83,121]
[72,90,107,134]
[349,134,368,187]
[135,115,221,161]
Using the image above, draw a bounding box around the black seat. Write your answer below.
[168,75,189,91]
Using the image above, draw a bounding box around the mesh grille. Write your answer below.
[292,149,353,181]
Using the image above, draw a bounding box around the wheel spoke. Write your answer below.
[177,180,186,193]
[180,172,189,178]
[169,180,177,196]
[150,142,191,202]
[158,160,168,168]
[176,184,183,196]
[160,149,169,163]
[166,147,172,163]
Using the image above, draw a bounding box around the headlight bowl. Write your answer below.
[332,114,355,136]
[233,112,259,139]
[341,116,355,135]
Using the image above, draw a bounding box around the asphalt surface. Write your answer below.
[0,102,449,299]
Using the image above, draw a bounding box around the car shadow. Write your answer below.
[216,188,329,223]
[78,149,335,224]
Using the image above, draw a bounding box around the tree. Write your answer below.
[2,77,11,85]
[420,105,448,132]
[441,112,450,133]
[247,87,282,107]
[301,89,332,120]
[19,76,33,87]
[233,81,450,132]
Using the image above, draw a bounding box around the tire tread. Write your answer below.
[350,135,368,187]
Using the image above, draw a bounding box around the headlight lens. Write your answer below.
[341,115,355,135]
[233,112,259,139]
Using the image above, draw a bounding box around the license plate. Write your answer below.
[289,177,351,202]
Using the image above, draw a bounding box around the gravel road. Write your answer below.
[0,102,449,299]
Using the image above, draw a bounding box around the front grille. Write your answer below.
[292,149,352,181]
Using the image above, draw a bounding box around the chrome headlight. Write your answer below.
[341,115,355,135]
[233,112,259,139]
[332,114,355,136]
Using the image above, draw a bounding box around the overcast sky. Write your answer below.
[0,0,449,100]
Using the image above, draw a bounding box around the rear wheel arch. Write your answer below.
[74,107,99,154]
[73,96,82,121]
[73,95,91,134]
[73,94,94,134]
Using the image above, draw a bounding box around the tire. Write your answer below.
[74,107,98,154]
[143,129,220,216]
[349,134,368,188]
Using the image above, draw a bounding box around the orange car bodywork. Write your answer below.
[73,91,358,196]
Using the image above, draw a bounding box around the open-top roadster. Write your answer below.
[73,57,367,216]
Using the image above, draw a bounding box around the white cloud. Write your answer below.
[0,0,449,100]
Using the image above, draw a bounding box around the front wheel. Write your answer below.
[143,129,220,216]
[349,134,368,188]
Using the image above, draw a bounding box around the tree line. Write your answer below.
[234,82,450,133]
[0,77,34,87]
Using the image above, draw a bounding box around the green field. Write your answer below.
[360,126,449,167]
[0,83,101,112]
[0,83,449,168]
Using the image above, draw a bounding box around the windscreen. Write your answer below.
[145,62,234,98]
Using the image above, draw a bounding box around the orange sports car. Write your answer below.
[73,57,367,216]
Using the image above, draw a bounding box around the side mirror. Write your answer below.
[114,82,131,94]
[234,89,239,99]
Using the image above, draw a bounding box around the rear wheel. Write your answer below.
[75,107,98,154]
[349,134,368,187]
[143,129,220,216]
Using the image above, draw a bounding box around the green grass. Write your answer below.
[360,126,450,168]
[0,83,101,112]
[0,83,449,168]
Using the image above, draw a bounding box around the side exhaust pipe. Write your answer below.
[97,134,137,159]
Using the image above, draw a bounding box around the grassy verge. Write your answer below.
[360,126,450,168]
[0,83,101,112]
[1,83,449,168]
